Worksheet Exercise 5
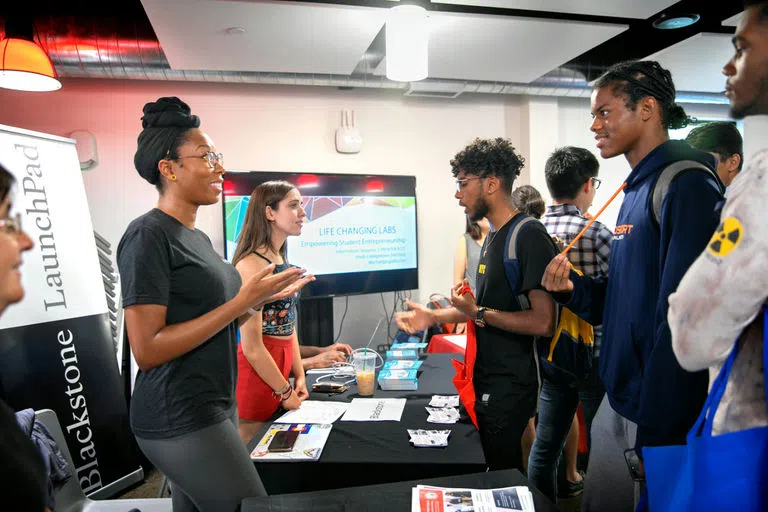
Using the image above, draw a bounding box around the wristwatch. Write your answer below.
[475,307,487,328]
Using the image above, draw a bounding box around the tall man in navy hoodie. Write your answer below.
[541,60,724,511]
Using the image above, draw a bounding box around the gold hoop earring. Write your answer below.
[169,174,177,181]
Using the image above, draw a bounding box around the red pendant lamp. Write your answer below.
[0,17,61,92]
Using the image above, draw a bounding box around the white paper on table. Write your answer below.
[442,334,467,350]
[273,400,349,424]
[340,398,407,422]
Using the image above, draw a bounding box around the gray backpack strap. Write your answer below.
[506,216,536,260]
[506,215,536,310]
[651,160,721,226]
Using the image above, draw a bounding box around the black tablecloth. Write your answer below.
[248,353,486,494]
[241,469,558,512]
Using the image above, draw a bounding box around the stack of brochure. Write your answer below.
[390,341,428,353]
[385,348,419,360]
[383,359,423,370]
[378,368,419,390]
[411,484,536,512]
[429,395,460,408]
[425,406,460,424]
[407,429,451,447]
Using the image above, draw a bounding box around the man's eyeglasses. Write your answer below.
[590,177,602,190]
[0,213,22,235]
[178,151,224,169]
[455,176,482,193]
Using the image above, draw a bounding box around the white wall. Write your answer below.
[0,79,518,348]
[554,97,732,230]
[0,80,746,348]
[743,115,768,163]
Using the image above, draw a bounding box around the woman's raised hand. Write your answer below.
[240,264,305,309]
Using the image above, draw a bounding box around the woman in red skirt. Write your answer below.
[231,180,314,443]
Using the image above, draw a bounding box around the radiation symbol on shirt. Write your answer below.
[707,216,743,257]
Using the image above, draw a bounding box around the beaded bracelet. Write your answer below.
[272,382,291,401]
[279,386,294,402]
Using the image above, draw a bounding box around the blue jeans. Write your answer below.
[527,364,605,502]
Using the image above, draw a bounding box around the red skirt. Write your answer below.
[236,335,294,421]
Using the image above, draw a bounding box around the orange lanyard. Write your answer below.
[562,182,627,255]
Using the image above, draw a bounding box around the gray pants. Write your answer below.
[136,408,266,512]
[581,395,640,512]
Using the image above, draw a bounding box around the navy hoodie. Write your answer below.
[565,140,723,448]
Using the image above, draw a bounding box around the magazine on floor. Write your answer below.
[250,423,332,461]
[411,484,535,512]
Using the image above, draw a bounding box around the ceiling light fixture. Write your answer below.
[0,18,61,92]
[652,13,700,30]
[385,5,428,82]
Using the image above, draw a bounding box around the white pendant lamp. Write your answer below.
[385,5,428,82]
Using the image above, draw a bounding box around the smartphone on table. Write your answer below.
[268,430,300,453]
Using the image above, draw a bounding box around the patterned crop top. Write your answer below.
[254,253,298,336]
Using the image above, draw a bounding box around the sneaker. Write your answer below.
[559,472,585,499]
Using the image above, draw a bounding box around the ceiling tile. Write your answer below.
[722,12,743,27]
[417,13,626,83]
[646,33,733,93]
[432,0,678,19]
[141,0,385,75]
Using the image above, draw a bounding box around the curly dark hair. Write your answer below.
[593,60,689,130]
[450,137,525,194]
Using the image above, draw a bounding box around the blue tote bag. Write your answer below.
[643,307,768,511]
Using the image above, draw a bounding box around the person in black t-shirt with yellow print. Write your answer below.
[396,137,558,472]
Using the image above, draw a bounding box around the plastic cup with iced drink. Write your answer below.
[353,349,377,396]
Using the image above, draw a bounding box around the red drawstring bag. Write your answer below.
[451,285,479,429]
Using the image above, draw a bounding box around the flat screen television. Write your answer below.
[223,171,419,298]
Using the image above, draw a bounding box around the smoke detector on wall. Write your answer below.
[335,109,362,154]
[68,130,98,170]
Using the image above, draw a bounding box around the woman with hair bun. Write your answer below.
[117,97,310,511]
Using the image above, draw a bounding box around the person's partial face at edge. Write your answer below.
[267,188,306,237]
[724,5,768,119]
[455,170,489,222]
[710,152,741,187]
[590,86,645,160]
[0,195,33,314]
[163,128,225,205]
[581,177,597,213]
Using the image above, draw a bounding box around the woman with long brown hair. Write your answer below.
[233,180,315,444]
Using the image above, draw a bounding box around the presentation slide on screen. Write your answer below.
[225,195,417,276]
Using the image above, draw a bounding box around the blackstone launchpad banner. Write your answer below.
[0,124,141,497]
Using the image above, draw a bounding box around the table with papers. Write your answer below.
[241,469,557,512]
[248,353,486,494]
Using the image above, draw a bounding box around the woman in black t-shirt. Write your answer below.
[0,162,45,510]
[117,97,310,512]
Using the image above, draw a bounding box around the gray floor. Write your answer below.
[114,468,166,499]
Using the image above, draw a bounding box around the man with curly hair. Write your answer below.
[542,61,724,510]
[396,137,558,472]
